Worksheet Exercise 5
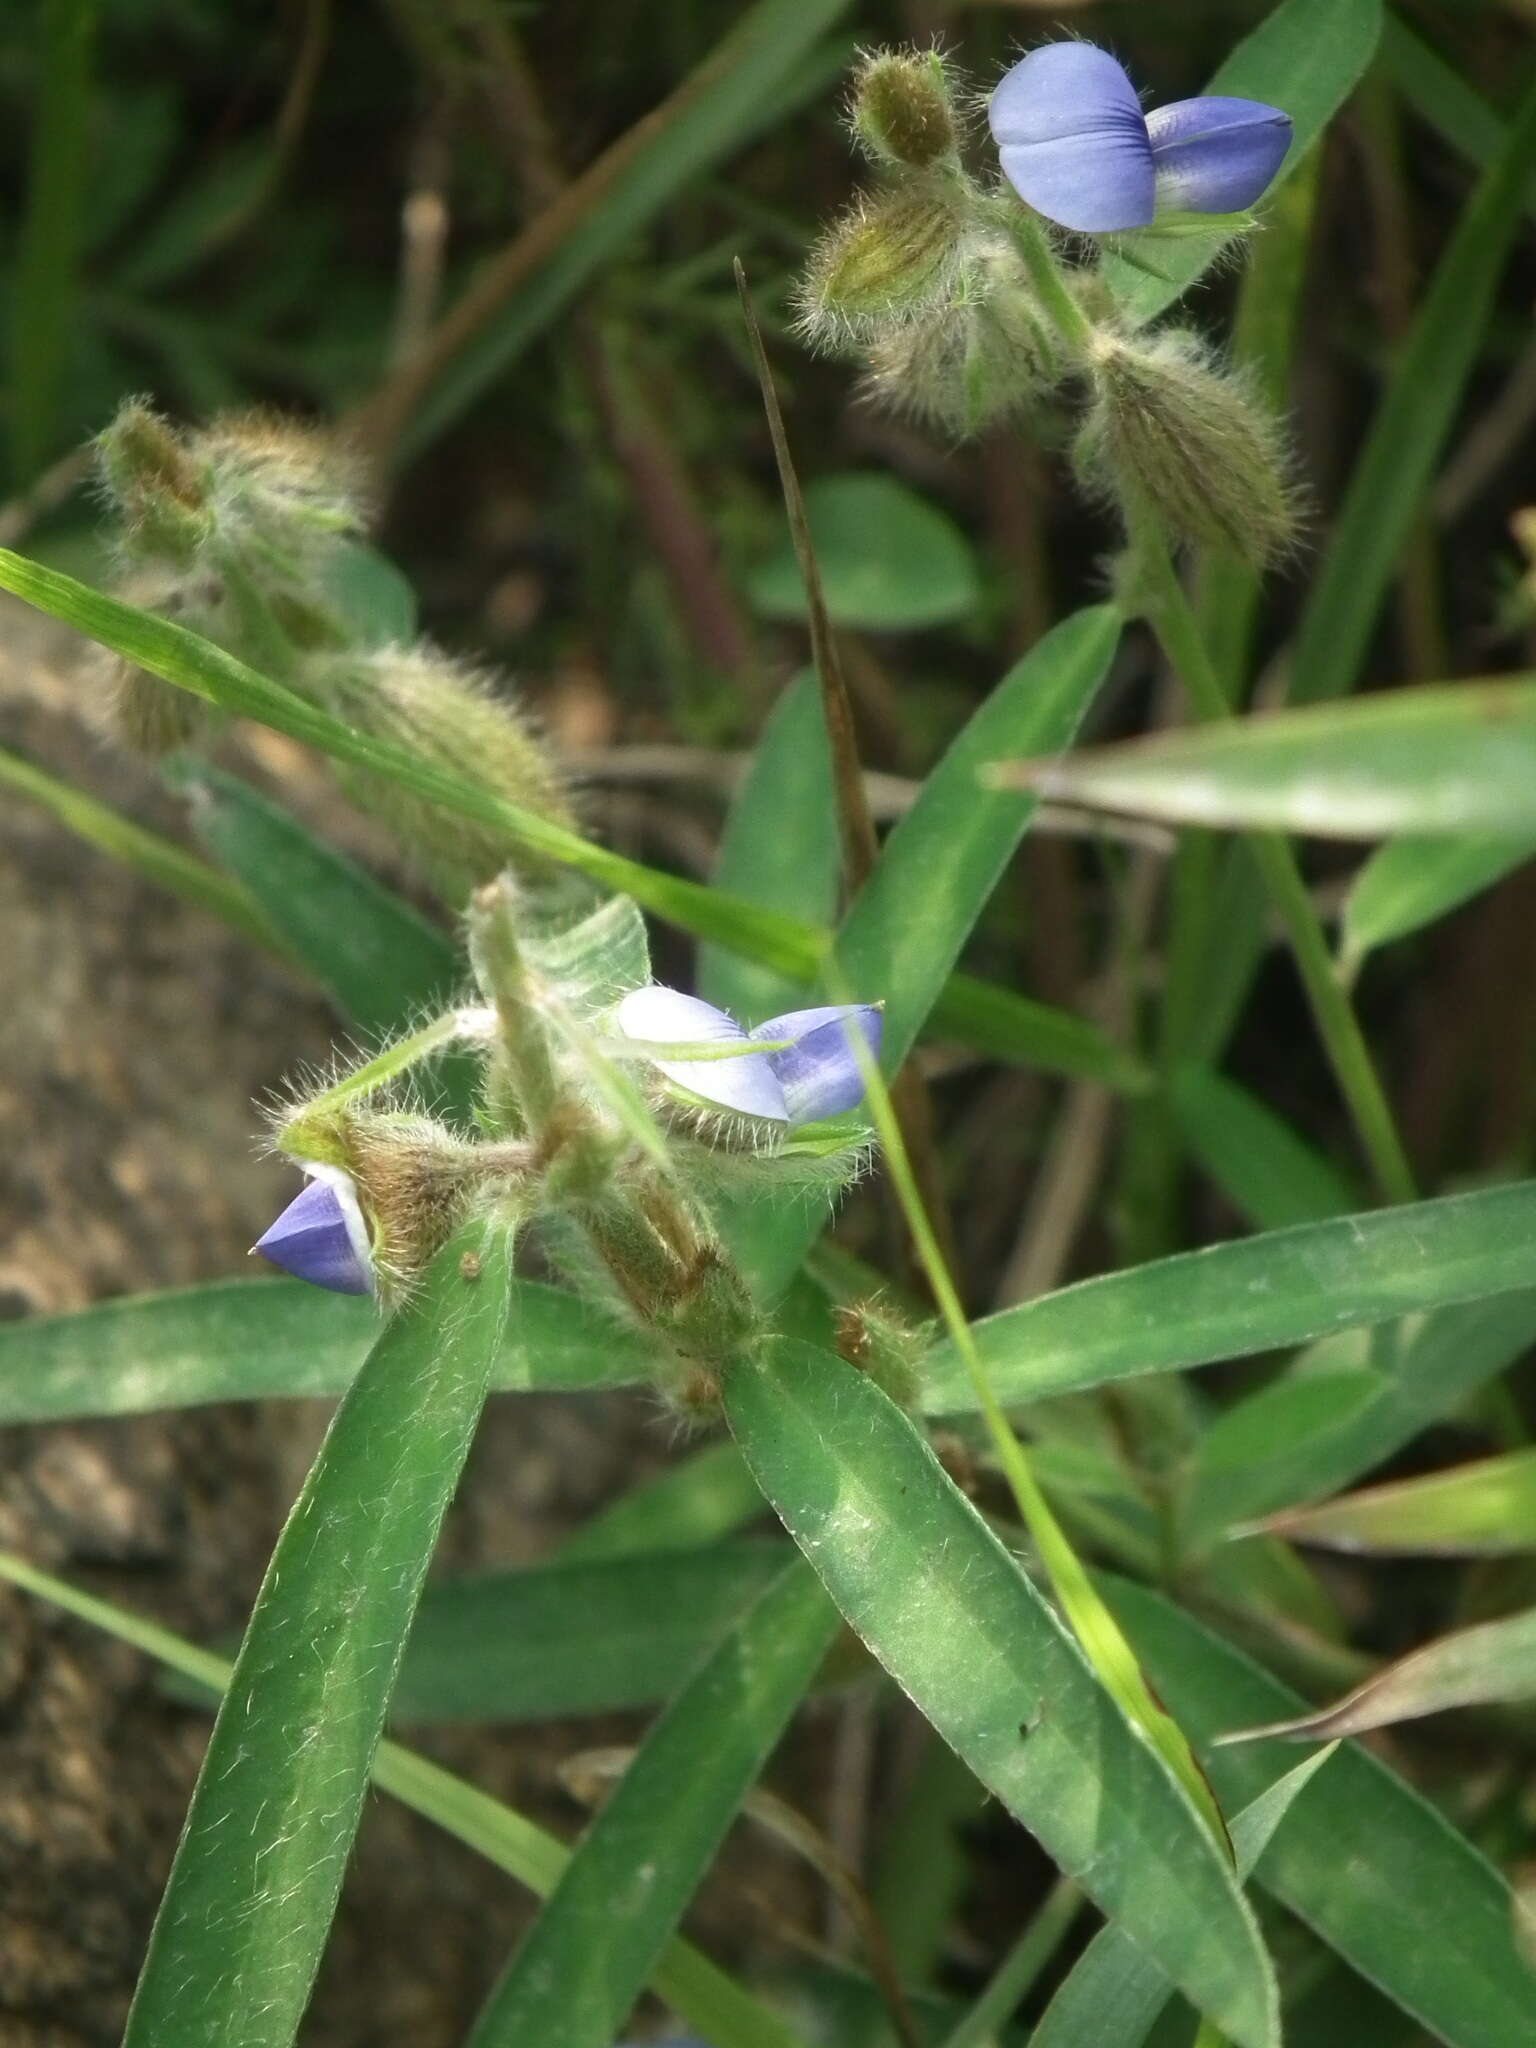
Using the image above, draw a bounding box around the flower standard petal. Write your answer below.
[616,986,788,1123]
[989,43,1156,232]
[253,1166,373,1295]
[752,1005,883,1126]
[1146,96,1292,214]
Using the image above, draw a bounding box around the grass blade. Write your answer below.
[0,545,1132,1088]
[0,740,283,952]
[121,1218,513,2047]
[1110,1577,1536,2048]
[0,1273,659,1425]
[1380,15,1536,220]
[557,1440,763,1560]
[1168,1065,1360,1230]
[0,1550,809,2048]
[1260,1445,1536,1556]
[724,1340,1280,2048]
[466,1560,838,2048]
[1017,675,1536,839]
[923,1180,1536,1416]
[1340,830,1536,970]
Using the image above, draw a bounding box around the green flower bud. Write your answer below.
[95,401,212,564]
[835,1296,928,1410]
[850,49,959,168]
[798,181,967,345]
[308,643,577,895]
[1074,328,1296,563]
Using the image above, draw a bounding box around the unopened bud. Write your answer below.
[1075,328,1296,563]
[835,1297,927,1410]
[798,183,966,345]
[310,643,577,893]
[850,49,959,168]
[95,401,211,563]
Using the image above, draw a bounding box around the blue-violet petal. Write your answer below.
[754,1005,883,1126]
[617,986,788,1122]
[1146,95,1292,214]
[253,1170,373,1295]
[989,43,1155,232]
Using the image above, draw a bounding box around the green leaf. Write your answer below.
[0,1550,808,2048]
[0,544,1133,1091]
[747,474,982,632]
[1103,0,1381,325]
[1380,16,1536,225]
[1020,676,1536,839]
[466,1561,837,2048]
[724,1340,1280,2048]
[0,740,283,953]
[172,760,459,1035]
[10,0,97,478]
[391,1542,793,1722]
[1181,1291,1536,1549]
[557,1440,763,1561]
[699,671,837,1021]
[1167,1066,1360,1231]
[0,1274,659,1425]
[315,537,419,647]
[1109,1577,1536,2048]
[1029,1748,1338,2048]
[737,605,1122,1294]
[122,1218,512,2048]
[391,0,855,458]
[1340,830,1536,969]
[1261,1446,1536,1555]
[1226,1605,1536,1744]
[1286,71,1536,710]
[922,1181,1536,1418]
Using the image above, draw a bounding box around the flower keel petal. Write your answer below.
[1146,96,1292,214]
[755,1005,883,1125]
[253,1169,373,1295]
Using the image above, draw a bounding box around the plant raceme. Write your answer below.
[988,42,1292,234]
[798,41,1296,561]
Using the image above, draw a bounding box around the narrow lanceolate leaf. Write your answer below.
[391,1543,794,1723]
[0,741,282,953]
[1181,1291,1536,1549]
[1380,16,1536,220]
[1109,1579,1536,2048]
[1104,0,1381,324]
[1261,1448,1536,1555]
[172,759,459,1034]
[1226,1607,1536,1748]
[0,1552,807,2048]
[1340,830,1536,970]
[0,546,1129,1089]
[922,1181,1536,1418]
[122,1219,513,2048]
[1286,72,1536,710]
[0,1275,657,1425]
[724,1342,1280,2048]
[1015,676,1536,840]
[557,1441,763,1561]
[1029,1749,1338,2048]
[467,1561,838,2048]
[1167,1065,1359,1231]
[737,605,1121,1295]
[699,671,837,1021]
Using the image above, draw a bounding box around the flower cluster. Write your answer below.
[799,40,1297,561]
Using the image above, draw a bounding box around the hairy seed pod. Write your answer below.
[1075,328,1296,562]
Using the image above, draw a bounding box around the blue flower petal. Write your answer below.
[254,1171,373,1295]
[1146,96,1292,214]
[989,43,1155,232]
[617,986,788,1122]
[753,1005,883,1126]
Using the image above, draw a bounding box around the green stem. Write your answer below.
[937,1875,1083,2048]
[1132,527,1415,1207]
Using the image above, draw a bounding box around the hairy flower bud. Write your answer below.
[96,401,211,563]
[861,239,1055,439]
[309,643,577,893]
[835,1297,928,1410]
[1075,328,1295,562]
[798,182,967,345]
[850,49,959,168]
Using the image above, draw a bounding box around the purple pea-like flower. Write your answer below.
[615,987,882,1127]
[989,42,1291,234]
[253,1164,373,1295]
